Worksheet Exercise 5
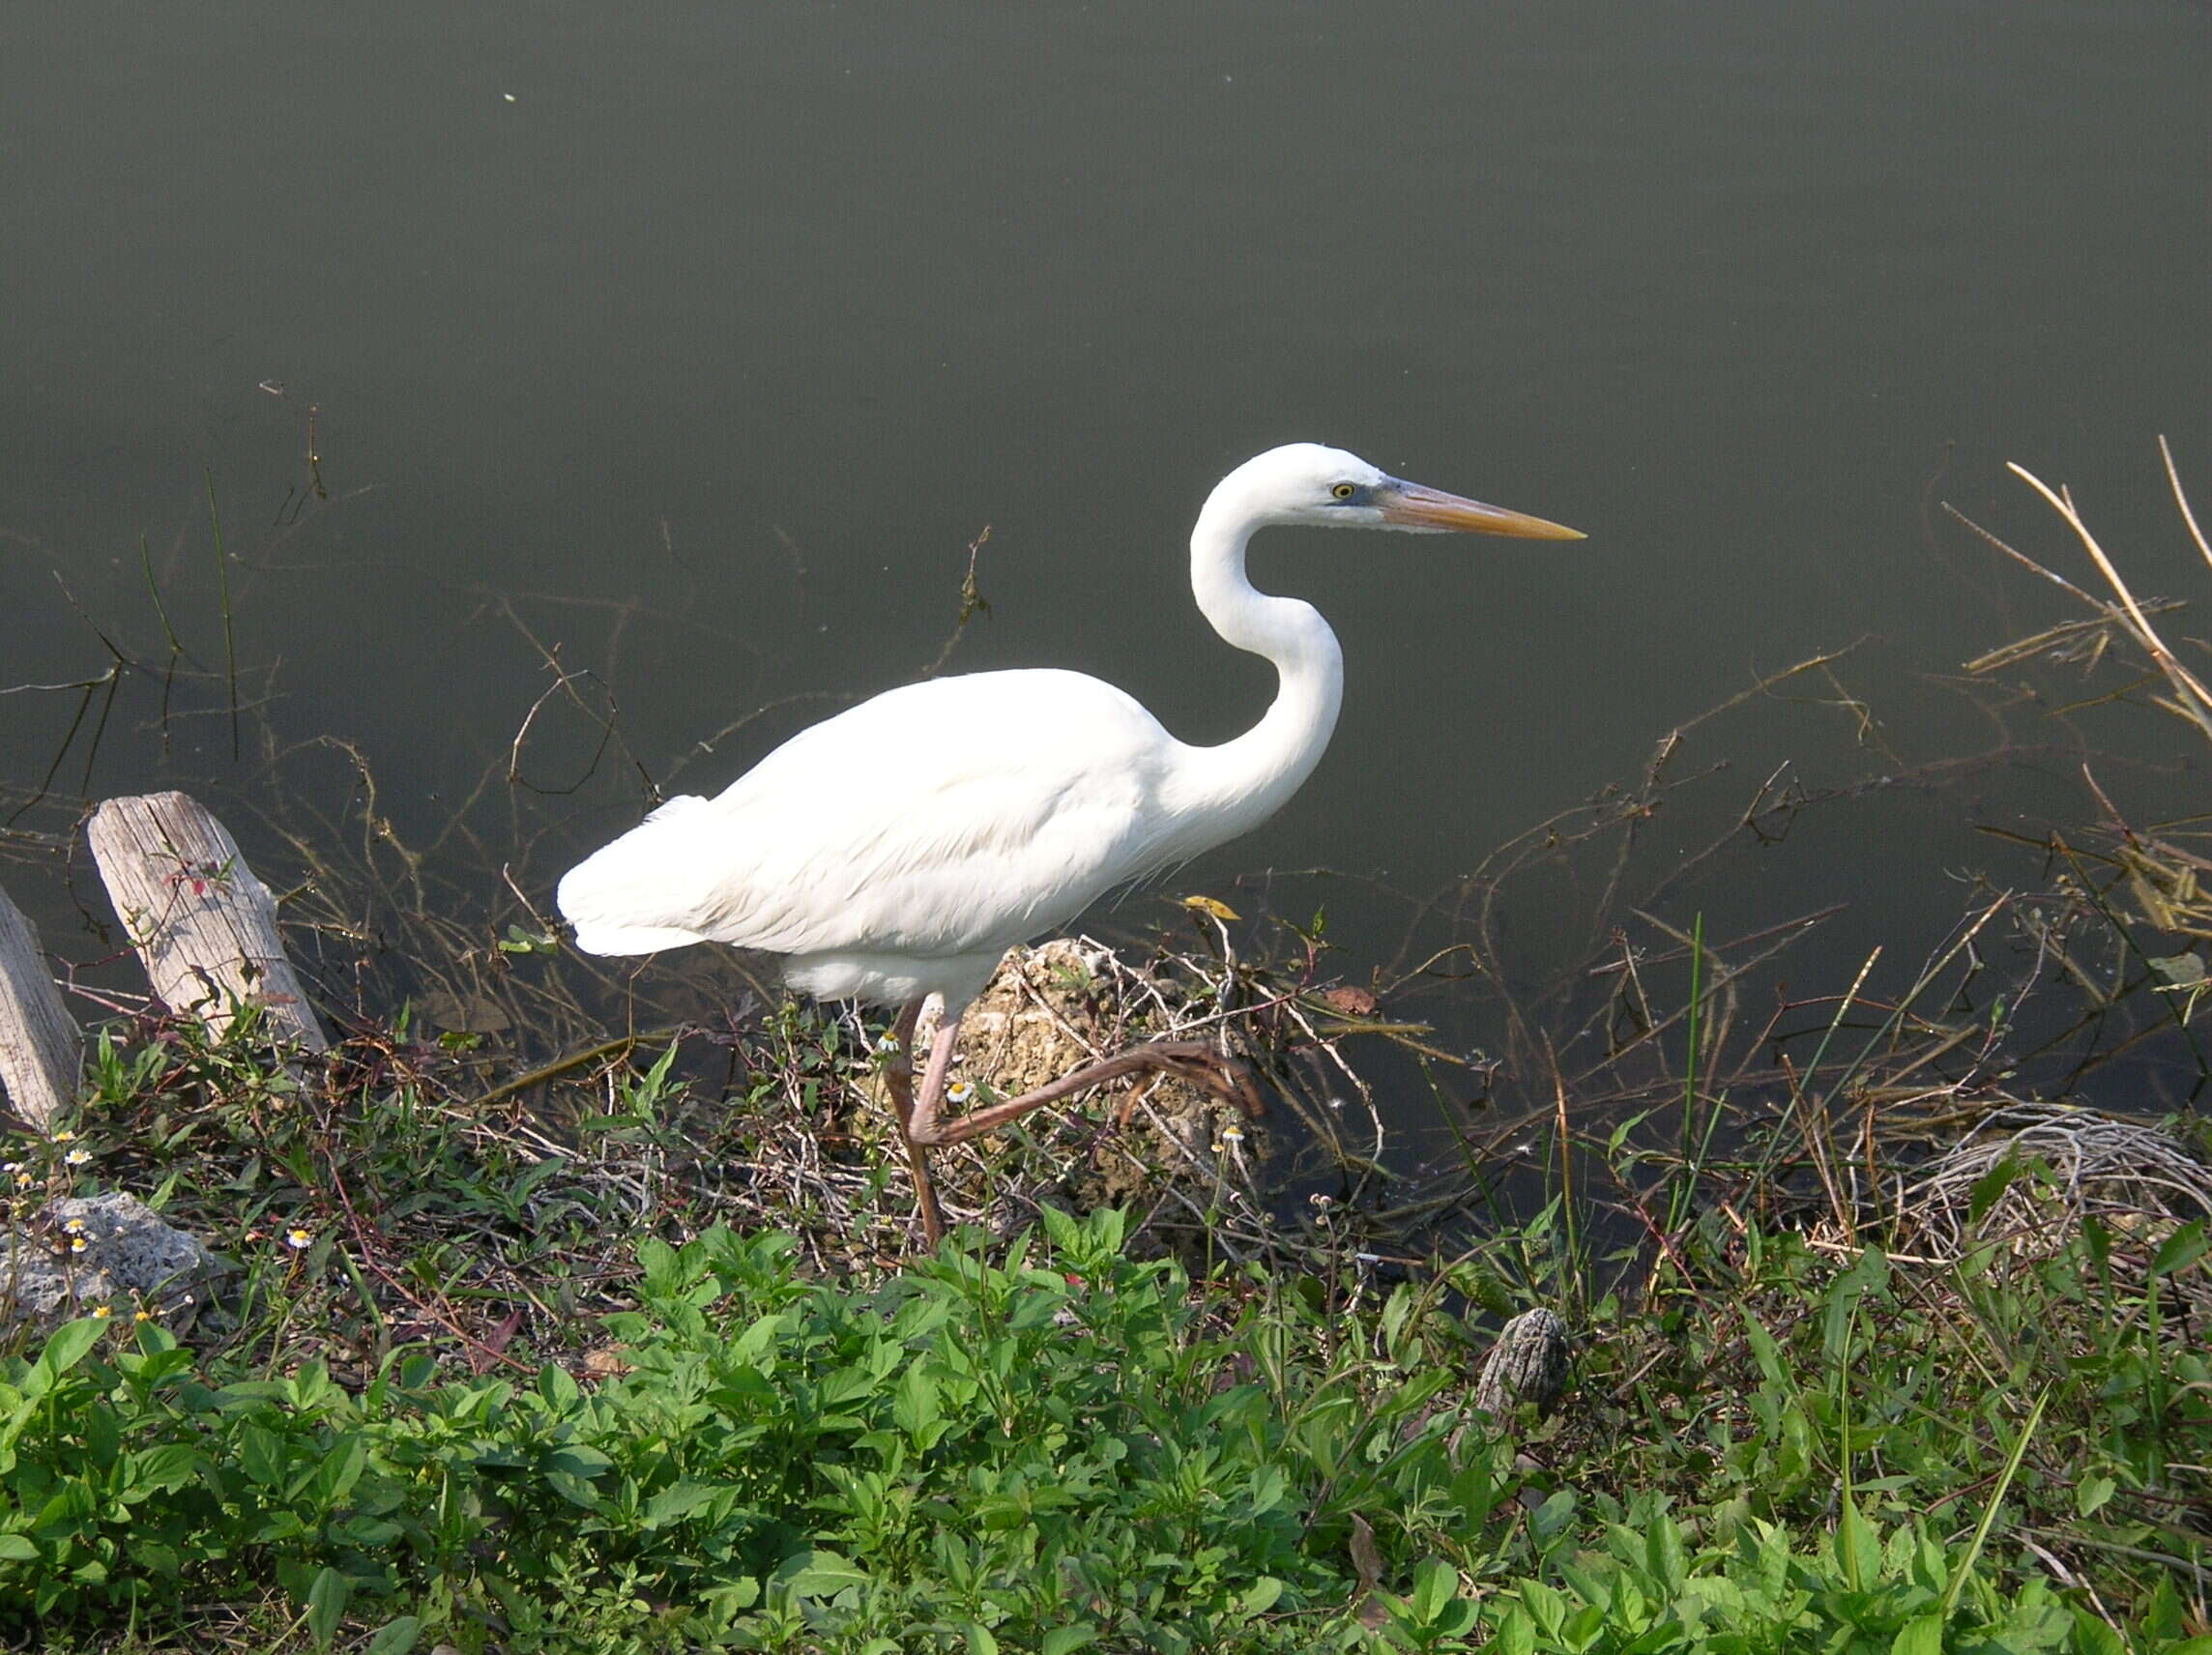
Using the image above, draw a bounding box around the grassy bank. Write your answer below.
[2,995,2204,1651]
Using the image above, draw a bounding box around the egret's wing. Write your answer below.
[556,670,1175,959]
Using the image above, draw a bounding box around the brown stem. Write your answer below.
[910,1038,1262,1147]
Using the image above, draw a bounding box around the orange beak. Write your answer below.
[1377,479,1586,539]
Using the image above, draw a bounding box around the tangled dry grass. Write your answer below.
[1889,1098,2212,1308]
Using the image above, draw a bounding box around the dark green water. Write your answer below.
[3,3,2206,1120]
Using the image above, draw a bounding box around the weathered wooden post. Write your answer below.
[87,792,330,1053]
[0,885,82,1129]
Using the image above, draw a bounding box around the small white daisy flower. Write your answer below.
[64,1148,91,1166]
[70,1234,88,1253]
[946,1080,975,1105]
[285,1228,312,1251]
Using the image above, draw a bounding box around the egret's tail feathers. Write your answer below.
[567,919,710,956]
[557,795,718,957]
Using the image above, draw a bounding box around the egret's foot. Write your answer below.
[1106,1040,1264,1128]
[912,1036,1264,1148]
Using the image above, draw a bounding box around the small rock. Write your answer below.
[2,1191,228,1331]
[1473,1307,1572,1421]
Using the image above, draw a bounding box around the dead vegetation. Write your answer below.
[1,441,2206,1332]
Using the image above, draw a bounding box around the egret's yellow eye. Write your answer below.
[1331,482,1356,500]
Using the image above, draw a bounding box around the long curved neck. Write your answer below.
[1160,491,1345,847]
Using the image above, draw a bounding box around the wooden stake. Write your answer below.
[0,885,82,1129]
[88,793,329,1054]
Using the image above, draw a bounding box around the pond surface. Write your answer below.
[3,3,2206,1131]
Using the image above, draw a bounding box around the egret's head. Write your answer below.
[1220,442,1585,539]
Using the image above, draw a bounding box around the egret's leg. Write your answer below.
[907,1038,1262,1148]
[879,1000,946,1248]
[914,1013,961,1121]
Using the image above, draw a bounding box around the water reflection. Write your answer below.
[1,1,2204,1130]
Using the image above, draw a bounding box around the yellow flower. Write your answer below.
[92,1304,112,1319]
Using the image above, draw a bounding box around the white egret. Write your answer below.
[557,443,1583,1243]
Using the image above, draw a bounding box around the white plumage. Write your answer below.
[561,669,1176,1004]
[557,442,1582,1242]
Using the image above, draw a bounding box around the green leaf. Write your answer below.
[538,1361,581,1409]
[1040,1627,1098,1655]
[305,1566,349,1650]
[312,1434,366,1507]
[1838,1495,1879,1591]
[2151,1218,2208,1279]
[127,1443,201,1496]
[1517,1579,1568,1638]
[1037,1203,1083,1256]
[1380,1283,1415,1364]
[2148,951,2206,989]
[544,1443,614,1480]
[1246,1463,1287,1518]
[543,1467,601,1509]
[775,1547,869,1599]
[1411,1556,1457,1623]
[642,1480,724,1528]
[2064,1611,2124,1655]
[0,1534,40,1561]
[364,1616,422,1655]
[1966,1153,2023,1228]
[36,1319,104,1379]
[894,1363,942,1441]
[1089,1205,1126,1258]
[1890,1612,1943,1655]
[1644,1512,1686,1592]
[241,1422,290,1489]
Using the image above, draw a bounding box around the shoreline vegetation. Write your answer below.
[0,450,2205,1649]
